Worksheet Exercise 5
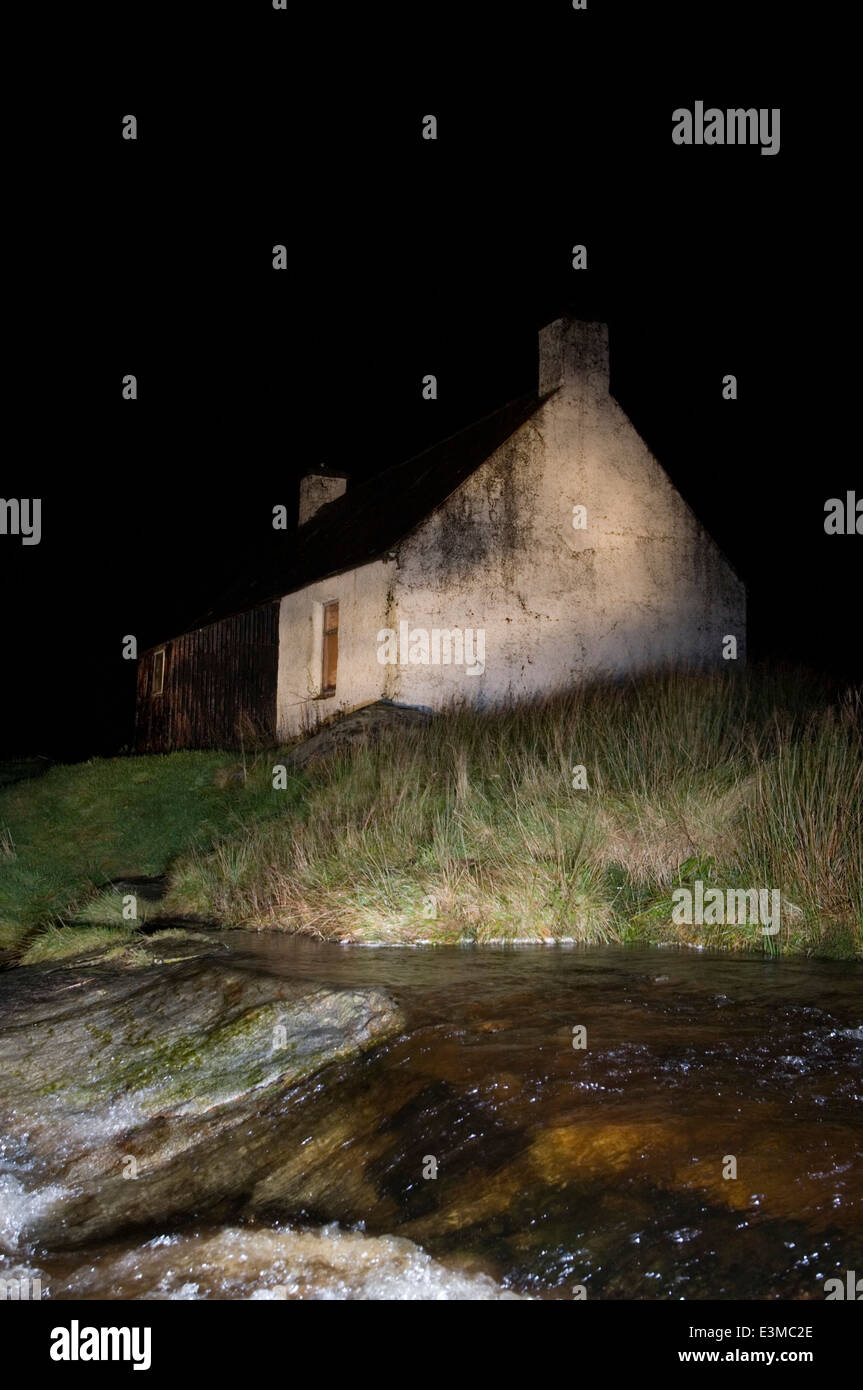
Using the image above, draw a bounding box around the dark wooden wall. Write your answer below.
[135,603,279,752]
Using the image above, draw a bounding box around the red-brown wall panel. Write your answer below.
[134,602,279,752]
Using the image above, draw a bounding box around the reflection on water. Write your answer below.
[3,938,862,1299]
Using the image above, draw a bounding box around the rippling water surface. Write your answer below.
[3,938,861,1299]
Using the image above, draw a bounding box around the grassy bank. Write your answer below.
[0,751,302,959]
[2,669,861,962]
[163,668,861,957]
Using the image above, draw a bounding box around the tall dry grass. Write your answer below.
[163,668,862,956]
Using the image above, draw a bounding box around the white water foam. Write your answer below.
[54,1222,526,1300]
[0,1172,70,1254]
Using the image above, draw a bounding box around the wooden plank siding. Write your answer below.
[135,602,280,752]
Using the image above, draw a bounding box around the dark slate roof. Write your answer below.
[178,389,546,636]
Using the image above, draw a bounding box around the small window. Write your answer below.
[321,602,339,697]
[152,649,165,696]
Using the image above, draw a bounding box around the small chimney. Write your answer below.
[538,317,610,397]
[298,470,349,526]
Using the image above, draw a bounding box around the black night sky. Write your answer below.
[3,5,857,760]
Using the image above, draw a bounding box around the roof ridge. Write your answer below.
[145,388,545,646]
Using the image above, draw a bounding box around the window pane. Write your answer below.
[321,604,338,693]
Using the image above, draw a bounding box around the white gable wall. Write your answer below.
[275,320,746,735]
[381,366,744,711]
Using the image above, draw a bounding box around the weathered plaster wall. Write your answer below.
[276,558,393,738]
[384,323,745,710]
[276,320,746,730]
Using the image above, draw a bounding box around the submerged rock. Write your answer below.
[9,1222,524,1300]
[0,948,403,1250]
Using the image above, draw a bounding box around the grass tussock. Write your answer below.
[162,668,862,958]
[17,922,145,966]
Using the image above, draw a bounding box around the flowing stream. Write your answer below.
[1,936,861,1299]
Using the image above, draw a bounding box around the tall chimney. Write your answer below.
[298,471,349,526]
[538,317,610,397]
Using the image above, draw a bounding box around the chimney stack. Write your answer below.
[538,317,610,397]
[298,470,349,526]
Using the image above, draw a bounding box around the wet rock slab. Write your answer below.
[0,944,403,1249]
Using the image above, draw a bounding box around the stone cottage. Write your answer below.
[135,317,745,751]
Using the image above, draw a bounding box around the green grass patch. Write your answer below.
[17,923,146,966]
[0,750,305,953]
